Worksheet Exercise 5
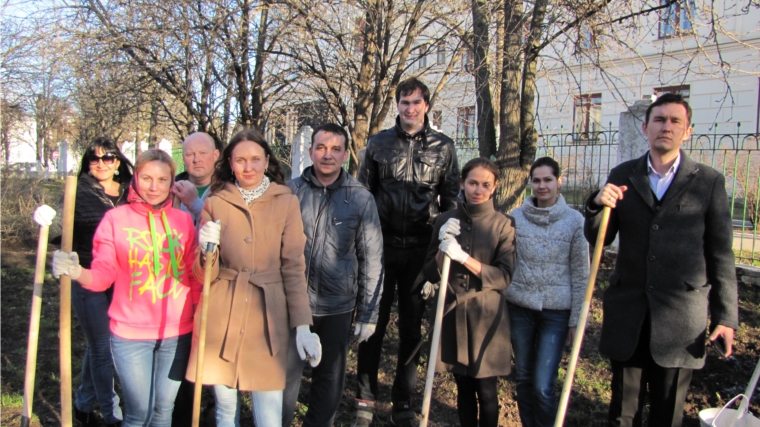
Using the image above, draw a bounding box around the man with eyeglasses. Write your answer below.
[173,132,220,225]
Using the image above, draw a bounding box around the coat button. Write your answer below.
[245,237,252,243]
[647,286,653,292]
[466,226,472,231]
[656,206,662,211]
[464,246,470,251]
[652,225,659,230]
[648,256,655,261]
[467,219,472,224]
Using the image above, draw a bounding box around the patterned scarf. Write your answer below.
[235,175,270,204]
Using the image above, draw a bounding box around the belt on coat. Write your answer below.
[216,267,284,362]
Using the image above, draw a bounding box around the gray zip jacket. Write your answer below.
[287,167,384,323]
[505,195,589,326]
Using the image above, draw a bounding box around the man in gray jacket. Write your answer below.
[586,94,738,427]
[282,123,384,427]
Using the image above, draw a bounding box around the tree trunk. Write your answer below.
[471,0,497,158]
[494,0,527,213]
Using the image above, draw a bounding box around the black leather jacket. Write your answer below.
[51,173,129,268]
[287,167,384,322]
[358,117,459,248]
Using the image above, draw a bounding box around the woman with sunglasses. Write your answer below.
[34,137,133,426]
[47,149,201,427]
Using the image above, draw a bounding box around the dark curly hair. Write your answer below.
[77,137,134,183]
[210,128,286,194]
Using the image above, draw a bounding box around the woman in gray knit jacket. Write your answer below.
[506,157,589,427]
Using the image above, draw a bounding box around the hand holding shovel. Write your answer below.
[21,206,56,427]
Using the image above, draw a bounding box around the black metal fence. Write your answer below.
[532,124,760,265]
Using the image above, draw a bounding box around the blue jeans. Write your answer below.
[213,384,283,427]
[71,281,122,423]
[508,304,570,427]
[111,333,191,427]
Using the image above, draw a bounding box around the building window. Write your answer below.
[659,0,694,38]
[436,42,445,65]
[457,106,476,140]
[462,49,475,72]
[654,84,690,99]
[418,44,427,69]
[573,93,602,138]
[431,110,442,130]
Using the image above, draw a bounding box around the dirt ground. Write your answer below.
[2,249,759,426]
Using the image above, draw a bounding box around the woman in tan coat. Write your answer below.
[422,157,516,427]
[186,128,321,427]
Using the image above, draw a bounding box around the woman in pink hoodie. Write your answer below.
[53,149,201,427]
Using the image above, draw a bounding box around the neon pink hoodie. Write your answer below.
[87,186,201,340]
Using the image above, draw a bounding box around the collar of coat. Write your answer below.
[213,180,292,210]
[301,166,348,190]
[520,194,571,226]
[394,115,429,144]
[459,197,495,219]
[629,150,699,210]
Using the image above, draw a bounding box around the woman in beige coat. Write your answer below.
[186,128,321,427]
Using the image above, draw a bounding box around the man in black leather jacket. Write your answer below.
[282,124,384,427]
[355,77,459,426]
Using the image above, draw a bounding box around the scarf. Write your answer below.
[235,175,270,204]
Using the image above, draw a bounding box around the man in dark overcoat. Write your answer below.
[585,93,738,427]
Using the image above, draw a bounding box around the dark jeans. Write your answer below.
[509,304,570,427]
[356,244,427,407]
[454,374,499,427]
[71,281,122,424]
[608,316,692,427]
[282,311,354,427]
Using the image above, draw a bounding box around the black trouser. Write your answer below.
[171,379,194,427]
[454,374,499,427]
[282,311,354,427]
[608,315,693,427]
[356,244,427,407]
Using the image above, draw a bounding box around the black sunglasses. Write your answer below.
[89,153,118,165]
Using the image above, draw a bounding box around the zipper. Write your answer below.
[305,186,333,310]
[401,138,414,247]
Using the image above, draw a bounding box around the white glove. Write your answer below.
[296,325,322,367]
[354,322,376,343]
[438,218,460,241]
[420,281,439,300]
[33,205,56,227]
[52,250,82,280]
[199,221,221,251]
[439,238,469,265]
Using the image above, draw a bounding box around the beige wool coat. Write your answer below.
[185,182,312,391]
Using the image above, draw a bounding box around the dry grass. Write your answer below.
[0,176,64,248]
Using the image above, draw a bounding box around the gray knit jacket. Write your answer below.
[505,195,589,326]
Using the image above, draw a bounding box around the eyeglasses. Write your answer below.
[89,153,117,165]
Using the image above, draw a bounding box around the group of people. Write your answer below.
[32,77,737,427]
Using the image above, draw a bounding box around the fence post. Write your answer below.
[617,98,651,164]
[291,125,313,177]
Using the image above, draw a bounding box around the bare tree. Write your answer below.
[72,0,294,148]
[275,0,469,170]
